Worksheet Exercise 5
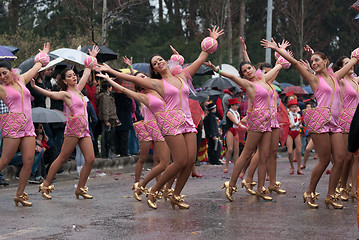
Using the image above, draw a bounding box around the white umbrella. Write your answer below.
[32,107,66,123]
[39,57,65,72]
[50,48,89,65]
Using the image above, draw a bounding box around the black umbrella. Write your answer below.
[17,53,58,73]
[132,63,214,76]
[202,77,242,92]
[189,89,222,103]
[81,45,117,63]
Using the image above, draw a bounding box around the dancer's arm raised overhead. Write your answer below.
[261,38,318,89]
[96,72,149,107]
[265,39,291,83]
[21,42,50,84]
[78,45,100,91]
[239,37,251,62]
[183,26,224,78]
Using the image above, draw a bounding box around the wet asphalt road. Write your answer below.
[0,153,358,240]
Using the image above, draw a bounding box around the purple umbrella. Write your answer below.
[0,46,17,61]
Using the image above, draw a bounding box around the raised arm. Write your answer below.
[335,55,358,79]
[78,45,100,91]
[96,63,163,96]
[96,73,149,107]
[123,56,135,75]
[239,37,250,62]
[30,79,68,101]
[21,42,50,84]
[261,38,318,87]
[264,64,283,83]
[185,26,224,77]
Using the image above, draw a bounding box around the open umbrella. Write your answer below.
[3,46,19,55]
[279,82,294,89]
[0,46,17,61]
[189,89,222,103]
[81,45,117,63]
[188,99,204,128]
[202,77,241,92]
[302,85,313,94]
[51,48,89,65]
[282,86,308,95]
[273,84,282,92]
[32,107,66,123]
[185,63,214,75]
[18,53,58,73]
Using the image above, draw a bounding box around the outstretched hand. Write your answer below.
[260,38,278,50]
[304,45,314,55]
[204,61,217,71]
[123,56,133,66]
[299,59,312,71]
[39,42,50,54]
[208,26,224,40]
[88,45,100,57]
[239,37,247,52]
[96,72,110,80]
[30,78,36,88]
[96,63,112,73]
[170,45,180,55]
[278,39,290,49]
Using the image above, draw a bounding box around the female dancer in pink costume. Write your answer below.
[238,37,288,196]
[97,71,172,205]
[33,46,100,200]
[333,56,359,201]
[97,26,224,209]
[262,38,358,209]
[0,43,50,206]
[205,58,283,202]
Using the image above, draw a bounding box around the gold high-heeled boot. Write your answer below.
[14,193,32,207]
[338,188,349,201]
[75,186,93,199]
[324,194,343,209]
[221,181,237,202]
[255,187,272,201]
[241,179,256,195]
[38,183,54,200]
[303,192,319,209]
[146,187,158,209]
[163,188,174,201]
[132,182,144,201]
[268,181,286,194]
[169,194,189,209]
[350,191,357,202]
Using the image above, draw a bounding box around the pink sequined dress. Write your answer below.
[339,78,359,133]
[0,81,36,138]
[312,74,341,133]
[64,89,90,138]
[156,76,197,136]
[246,81,272,132]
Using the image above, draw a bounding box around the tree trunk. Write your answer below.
[8,0,19,33]
[159,0,163,22]
[238,0,246,63]
[299,0,304,86]
[226,0,233,64]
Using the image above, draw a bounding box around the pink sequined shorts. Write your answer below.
[133,120,151,142]
[155,109,186,136]
[246,108,272,132]
[338,108,356,133]
[64,115,90,138]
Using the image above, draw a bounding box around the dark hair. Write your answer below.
[258,62,272,70]
[238,61,254,77]
[149,54,162,79]
[56,68,72,90]
[0,60,12,71]
[312,52,330,67]
[134,71,149,77]
[101,80,112,90]
[228,86,236,92]
[332,56,348,72]
[133,72,148,92]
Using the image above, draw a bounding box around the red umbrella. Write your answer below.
[282,86,308,95]
[278,101,289,147]
[188,99,204,128]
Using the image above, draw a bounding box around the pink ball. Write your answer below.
[201,37,218,54]
[170,54,185,66]
[34,52,50,67]
[351,48,359,60]
[274,51,280,60]
[277,56,291,69]
[84,56,98,70]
